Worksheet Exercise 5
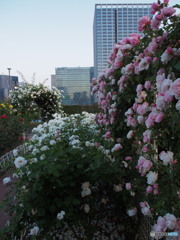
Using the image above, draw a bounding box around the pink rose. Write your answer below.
[140,202,146,208]
[130,118,138,127]
[146,186,153,193]
[153,184,158,189]
[136,84,143,93]
[151,18,161,30]
[143,160,153,171]
[154,189,159,195]
[170,79,180,100]
[143,130,152,143]
[125,183,131,190]
[145,117,154,128]
[111,143,122,152]
[105,131,111,139]
[138,16,150,31]
[125,156,132,161]
[161,7,176,17]
[151,2,160,11]
[144,81,151,90]
[156,94,167,110]
[164,90,174,103]
[155,112,165,123]
[142,145,148,152]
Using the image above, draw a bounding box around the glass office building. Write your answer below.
[93,4,152,78]
[51,67,94,105]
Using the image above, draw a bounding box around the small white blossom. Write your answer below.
[50,139,56,145]
[40,145,49,151]
[13,149,18,157]
[3,177,11,185]
[29,226,39,235]
[146,171,158,185]
[14,156,27,168]
[84,204,90,213]
[57,211,65,220]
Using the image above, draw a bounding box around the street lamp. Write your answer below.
[7,68,11,95]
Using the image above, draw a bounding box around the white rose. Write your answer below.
[32,148,39,155]
[127,208,137,217]
[159,151,173,165]
[40,146,49,151]
[165,213,176,230]
[146,171,158,185]
[40,155,45,161]
[113,184,122,192]
[14,156,27,168]
[141,207,151,216]
[50,140,56,145]
[57,211,65,220]
[137,116,144,124]
[13,149,18,157]
[84,204,90,213]
[127,130,133,139]
[3,177,11,185]
[29,226,39,235]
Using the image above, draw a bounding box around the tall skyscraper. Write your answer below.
[93,3,152,78]
[51,67,94,105]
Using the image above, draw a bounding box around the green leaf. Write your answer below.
[174,60,180,71]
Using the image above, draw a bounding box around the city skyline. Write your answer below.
[0,0,178,87]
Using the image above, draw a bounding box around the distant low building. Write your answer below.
[0,75,18,101]
[51,67,94,105]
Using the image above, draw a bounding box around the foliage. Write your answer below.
[0,102,25,157]
[9,83,63,122]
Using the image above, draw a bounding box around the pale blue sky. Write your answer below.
[0,0,178,86]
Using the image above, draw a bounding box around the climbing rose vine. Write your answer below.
[92,0,180,236]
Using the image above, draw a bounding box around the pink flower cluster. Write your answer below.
[152,214,179,233]
[146,183,159,195]
[140,202,152,216]
[136,156,153,176]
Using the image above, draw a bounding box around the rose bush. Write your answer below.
[1,112,138,239]
[0,103,25,157]
[9,82,63,122]
[91,0,180,237]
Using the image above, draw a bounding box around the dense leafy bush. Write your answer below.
[0,112,136,239]
[0,103,25,157]
[9,83,63,122]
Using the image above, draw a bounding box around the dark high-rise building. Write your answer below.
[93,3,152,78]
[51,67,94,105]
[0,75,18,101]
